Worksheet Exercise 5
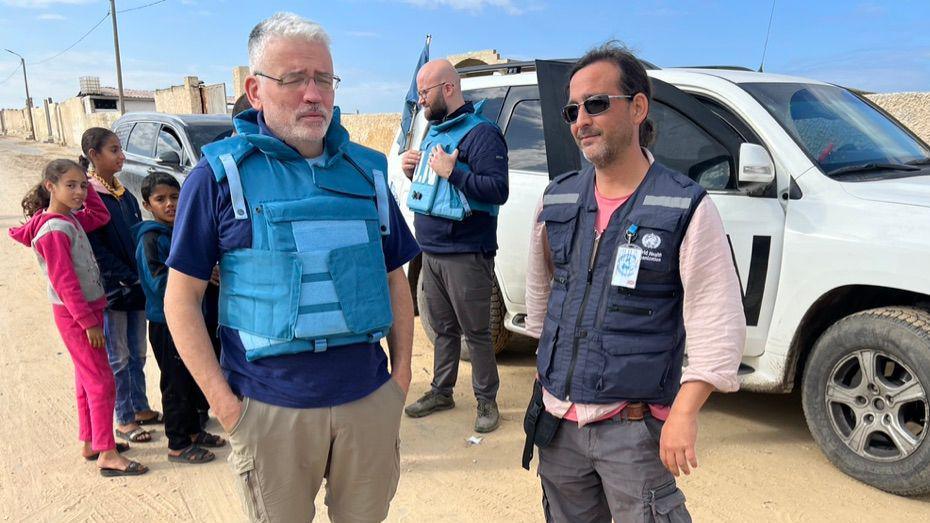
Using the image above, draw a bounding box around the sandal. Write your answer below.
[115,427,152,443]
[136,411,164,425]
[168,445,215,464]
[100,460,149,477]
[84,442,130,461]
[191,431,226,448]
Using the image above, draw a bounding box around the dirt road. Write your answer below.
[0,136,927,521]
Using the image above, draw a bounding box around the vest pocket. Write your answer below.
[537,323,559,379]
[539,204,578,265]
[628,210,682,274]
[592,333,676,400]
[601,285,680,334]
[219,249,301,340]
[546,270,570,320]
[327,242,393,335]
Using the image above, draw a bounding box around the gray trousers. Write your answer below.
[538,415,691,523]
[421,252,500,401]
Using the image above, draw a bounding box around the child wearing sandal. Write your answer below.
[9,159,148,477]
[134,172,226,464]
[80,127,161,444]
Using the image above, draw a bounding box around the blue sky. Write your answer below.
[1,0,928,113]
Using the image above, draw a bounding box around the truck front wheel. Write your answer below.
[802,307,930,495]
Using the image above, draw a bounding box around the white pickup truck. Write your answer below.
[387,60,930,496]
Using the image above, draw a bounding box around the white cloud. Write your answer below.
[1,0,96,7]
[399,0,534,16]
[37,13,66,20]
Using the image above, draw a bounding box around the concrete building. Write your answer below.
[154,76,228,115]
[77,76,155,114]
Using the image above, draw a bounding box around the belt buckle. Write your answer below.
[624,402,646,421]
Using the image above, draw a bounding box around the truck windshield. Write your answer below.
[741,82,930,177]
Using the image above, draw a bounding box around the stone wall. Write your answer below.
[341,112,402,155]
[866,92,930,144]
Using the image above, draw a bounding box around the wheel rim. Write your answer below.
[825,349,929,462]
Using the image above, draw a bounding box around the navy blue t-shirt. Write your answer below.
[167,125,420,409]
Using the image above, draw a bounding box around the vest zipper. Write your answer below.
[607,305,653,316]
[564,230,602,401]
[617,287,678,299]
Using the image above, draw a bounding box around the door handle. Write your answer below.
[147,167,158,174]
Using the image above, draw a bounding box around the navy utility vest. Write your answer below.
[537,162,705,405]
[201,108,393,361]
[407,100,500,221]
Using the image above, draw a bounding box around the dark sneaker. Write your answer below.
[475,399,500,433]
[404,391,455,418]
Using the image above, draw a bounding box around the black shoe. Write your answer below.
[475,399,500,433]
[404,391,455,418]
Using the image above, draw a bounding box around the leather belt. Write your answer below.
[611,402,647,422]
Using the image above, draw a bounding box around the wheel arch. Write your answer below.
[785,285,930,391]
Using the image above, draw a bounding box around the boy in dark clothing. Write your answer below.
[133,172,225,464]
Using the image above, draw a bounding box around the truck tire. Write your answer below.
[801,306,930,496]
[416,278,512,362]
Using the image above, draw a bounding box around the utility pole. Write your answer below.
[4,49,36,140]
[109,0,126,113]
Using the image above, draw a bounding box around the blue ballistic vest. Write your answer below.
[201,108,393,361]
[536,162,705,405]
[406,100,500,221]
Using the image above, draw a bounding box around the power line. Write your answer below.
[118,0,168,14]
[26,0,168,68]
[32,12,111,66]
[0,63,23,86]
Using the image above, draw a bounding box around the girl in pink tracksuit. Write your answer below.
[9,159,148,477]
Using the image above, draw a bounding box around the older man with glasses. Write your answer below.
[522,42,745,521]
[164,12,419,522]
[400,59,509,433]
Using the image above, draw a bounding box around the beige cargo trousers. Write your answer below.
[227,378,406,522]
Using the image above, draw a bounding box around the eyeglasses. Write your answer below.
[561,94,634,124]
[417,82,447,99]
[254,71,341,92]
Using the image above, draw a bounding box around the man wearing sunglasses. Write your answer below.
[165,12,419,522]
[523,42,745,521]
[401,59,509,433]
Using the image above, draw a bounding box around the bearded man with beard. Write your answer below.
[401,59,509,433]
[522,42,744,522]
[163,12,419,522]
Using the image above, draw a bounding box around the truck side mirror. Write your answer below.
[739,143,775,184]
[738,143,775,184]
[156,150,182,168]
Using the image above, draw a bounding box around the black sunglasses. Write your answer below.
[562,94,634,124]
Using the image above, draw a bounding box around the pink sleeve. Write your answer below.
[73,183,110,233]
[33,230,100,330]
[525,197,554,339]
[678,198,746,392]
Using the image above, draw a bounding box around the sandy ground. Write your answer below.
[0,136,928,522]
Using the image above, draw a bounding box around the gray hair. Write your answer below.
[248,12,331,73]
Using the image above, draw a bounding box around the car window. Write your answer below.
[155,126,184,163]
[125,122,159,158]
[650,101,733,190]
[463,86,509,123]
[188,124,234,159]
[114,123,133,147]
[504,99,547,173]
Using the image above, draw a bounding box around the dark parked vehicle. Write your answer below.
[111,113,232,209]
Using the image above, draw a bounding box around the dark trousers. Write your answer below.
[421,252,500,401]
[149,321,205,451]
[538,416,691,522]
